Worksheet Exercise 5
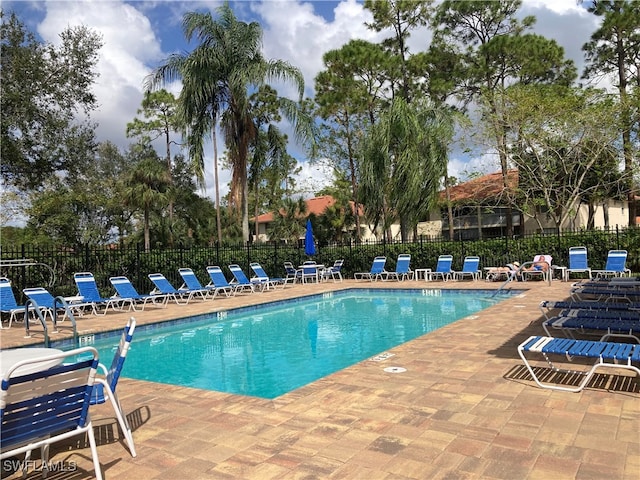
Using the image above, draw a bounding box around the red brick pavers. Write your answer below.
[1,279,638,479]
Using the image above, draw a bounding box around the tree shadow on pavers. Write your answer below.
[504,364,640,395]
[0,406,150,479]
[92,405,151,448]
[1,446,120,479]
[486,314,549,360]
[486,295,640,395]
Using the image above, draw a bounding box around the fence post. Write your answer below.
[136,243,142,291]
[273,242,278,273]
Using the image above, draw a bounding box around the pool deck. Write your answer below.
[1,279,638,479]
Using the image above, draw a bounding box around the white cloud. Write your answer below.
[254,0,377,99]
[522,0,585,15]
[296,161,334,197]
[37,1,162,146]
[17,0,607,199]
[448,152,499,183]
[520,0,601,85]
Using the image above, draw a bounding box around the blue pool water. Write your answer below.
[66,289,512,399]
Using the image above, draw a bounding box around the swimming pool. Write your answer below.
[66,289,513,399]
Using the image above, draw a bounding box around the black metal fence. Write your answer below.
[1,226,638,303]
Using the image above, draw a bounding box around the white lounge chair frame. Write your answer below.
[431,255,453,281]
[518,335,640,393]
[1,347,104,479]
[354,256,387,281]
[453,256,481,281]
[592,249,631,279]
[382,254,413,281]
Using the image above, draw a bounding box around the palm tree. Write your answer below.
[268,197,308,243]
[145,3,314,242]
[122,150,170,252]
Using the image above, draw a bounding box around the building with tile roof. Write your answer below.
[252,195,379,242]
[421,170,630,240]
[253,171,631,242]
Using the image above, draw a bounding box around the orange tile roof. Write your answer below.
[253,196,361,223]
[440,170,518,203]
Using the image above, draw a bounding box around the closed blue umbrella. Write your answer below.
[304,219,316,256]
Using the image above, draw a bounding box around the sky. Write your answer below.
[4,0,602,202]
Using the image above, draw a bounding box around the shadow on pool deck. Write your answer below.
[1,279,639,479]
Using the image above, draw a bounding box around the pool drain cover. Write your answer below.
[370,352,395,362]
[383,366,406,373]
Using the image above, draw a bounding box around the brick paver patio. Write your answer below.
[1,279,638,479]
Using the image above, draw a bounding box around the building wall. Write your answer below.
[254,199,629,243]
[416,220,443,238]
[254,219,382,243]
[575,200,628,229]
[522,199,628,232]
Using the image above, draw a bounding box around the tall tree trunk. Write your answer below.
[165,126,174,247]
[587,202,595,229]
[254,184,260,243]
[348,147,361,242]
[489,89,513,237]
[496,132,513,237]
[144,207,150,252]
[213,127,222,244]
[621,104,636,226]
[242,175,250,243]
[615,22,636,227]
[445,172,454,240]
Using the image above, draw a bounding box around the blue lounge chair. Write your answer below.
[0,277,34,329]
[74,271,132,315]
[382,254,412,281]
[571,281,640,303]
[284,262,302,284]
[110,276,168,310]
[453,256,481,281]
[322,259,344,282]
[148,273,186,304]
[178,267,218,299]
[205,266,240,296]
[565,246,592,281]
[22,287,57,319]
[23,286,91,323]
[518,335,640,392]
[354,256,387,281]
[250,262,289,289]
[542,310,640,343]
[0,346,104,480]
[90,318,137,457]
[539,300,640,320]
[575,277,640,288]
[229,264,266,292]
[551,308,640,321]
[430,255,453,281]
[148,272,205,304]
[592,250,631,278]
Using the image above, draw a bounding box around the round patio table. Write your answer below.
[0,347,63,377]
